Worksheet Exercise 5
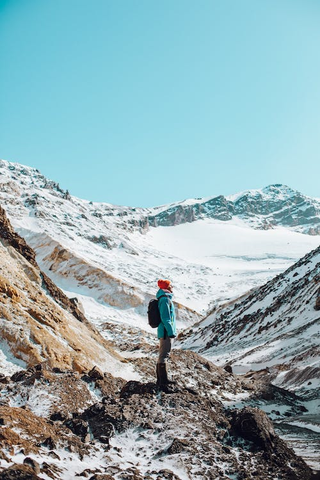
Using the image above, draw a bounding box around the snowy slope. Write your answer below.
[179,245,320,395]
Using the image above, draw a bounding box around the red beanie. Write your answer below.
[158,279,171,290]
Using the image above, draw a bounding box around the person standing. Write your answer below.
[156,279,177,392]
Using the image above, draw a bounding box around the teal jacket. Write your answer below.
[156,289,177,339]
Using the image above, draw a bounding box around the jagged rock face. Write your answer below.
[148,185,320,233]
[179,245,320,394]
[148,195,234,227]
[0,206,36,267]
[0,352,315,480]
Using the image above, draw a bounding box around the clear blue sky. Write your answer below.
[1,0,320,207]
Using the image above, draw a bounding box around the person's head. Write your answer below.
[158,279,173,292]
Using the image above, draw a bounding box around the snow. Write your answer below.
[9,385,57,417]
[0,339,26,376]
[287,421,320,434]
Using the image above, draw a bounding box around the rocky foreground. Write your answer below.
[0,349,319,480]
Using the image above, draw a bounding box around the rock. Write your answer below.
[228,407,276,451]
[166,438,189,454]
[87,366,104,381]
[11,363,51,385]
[76,468,102,478]
[49,412,66,422]
[82,403,120,444]
[315,287,320,310]
[120,381,158,399]
[224,364,233,374]
[0,206,37,267]
[0,464,41,479]
[227,406,314,479]
[88,475,114,480]
[23,458,40,475]
[64,418,90,441]
[149,469,181,480]
[41,437,57,450]
[47,450,61,460]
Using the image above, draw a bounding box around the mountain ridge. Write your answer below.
[1,158,320,234]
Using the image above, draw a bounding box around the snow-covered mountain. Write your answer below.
[0,159,319,321]
[179,245,320,396]
[149,184,320,234]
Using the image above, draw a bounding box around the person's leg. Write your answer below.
[157,337,174,390]
[158,336,172,364]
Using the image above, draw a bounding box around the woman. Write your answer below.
[156,279,177,392]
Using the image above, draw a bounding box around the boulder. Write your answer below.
[228,406,276,451]
[0,464,41,480]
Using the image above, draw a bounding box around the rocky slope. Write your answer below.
[178,245,320,393]
[0,205,137,379]
[0,210,316,477]
[177,245,320,470]
[0,351,318,479]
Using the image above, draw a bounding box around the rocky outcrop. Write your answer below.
[0,464,41,479]
[0,213,136,375]
[0,353,316,480]
[227,407,315,479]
[0,205,86,324]
[0,206,37,266]
[315,282,320,311]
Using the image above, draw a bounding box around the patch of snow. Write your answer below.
[0,339,26,376]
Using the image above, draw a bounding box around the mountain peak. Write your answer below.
[261,184,298,197]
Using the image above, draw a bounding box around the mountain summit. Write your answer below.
[0,159,319,234]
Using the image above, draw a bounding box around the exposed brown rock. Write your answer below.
[23,458,40,475]
[0,204,88,324]
[0,205,37,266]
[0,232,129,372]
[0,464,41,480]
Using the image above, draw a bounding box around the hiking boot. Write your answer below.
[157,363,177,392]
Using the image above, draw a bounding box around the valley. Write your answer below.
[0,158,319,479]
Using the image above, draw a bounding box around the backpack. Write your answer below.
[147,295,166,328]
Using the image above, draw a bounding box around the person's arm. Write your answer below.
[158,297,175,337]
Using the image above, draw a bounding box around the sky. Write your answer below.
[0,0,320,207]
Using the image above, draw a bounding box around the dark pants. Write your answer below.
[158,336,173,363]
